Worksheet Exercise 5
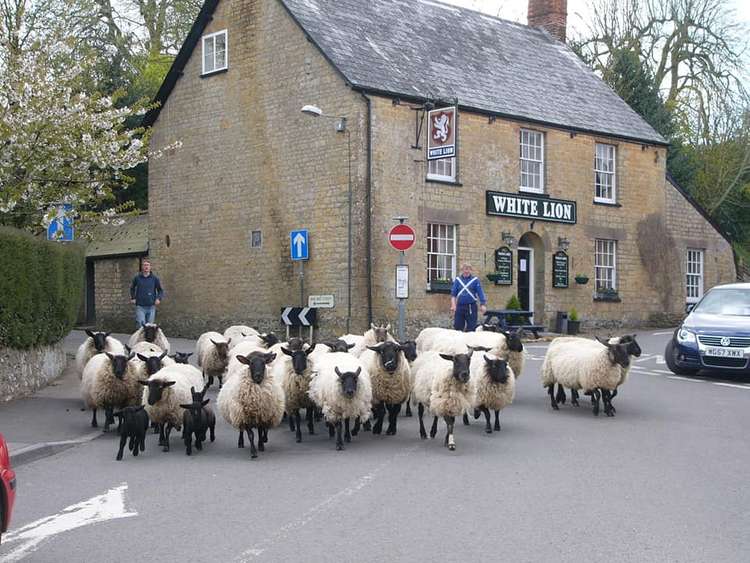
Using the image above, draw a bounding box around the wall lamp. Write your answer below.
[558,236,570,251]
[301,104,347,132]
[501,231,516,249]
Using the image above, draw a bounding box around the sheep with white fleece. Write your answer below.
[224,325,260,346]
[272,343,317,442]
[469,353,515,433]
[128,323,170,353]
[359,341,411,436]
[75,330,125,378]
[81,351,140,431]
[195,331,232,387]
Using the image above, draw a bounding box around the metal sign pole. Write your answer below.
[398,250,405,341]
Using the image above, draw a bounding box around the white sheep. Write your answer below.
[308,352,372,451]
[346,323,396,357]
[130,348,171,383]
[128,323,170,353]
[416,327,508,358]
[226,340,268,375]
[224,325,260,346]
[469,353,515,433]
[195,331,232,387]
[81,352,140,431]
[217,350,284,459]
[272,344,317,442]
[359,342,411,436]
[75,330,125,378]
[541,337,631,416]
[141,363,204,452]
[411,349,475,451]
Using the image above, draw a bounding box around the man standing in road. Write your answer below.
[450,262,487,332]
[130,259,164,327]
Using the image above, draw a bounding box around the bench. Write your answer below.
[483,309,545,338]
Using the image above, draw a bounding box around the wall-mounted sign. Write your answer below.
[493,246,513,285]
[427,106,457,160]
[308,294,335,308]
[395,265,409,299]
[552,251,569,288]
[486,191,577,224]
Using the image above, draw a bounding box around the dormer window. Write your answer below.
[202,30,228,75]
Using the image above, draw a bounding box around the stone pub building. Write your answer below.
[143,0,736,337]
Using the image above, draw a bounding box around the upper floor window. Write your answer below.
[686,249,704,303]
[595,143,616,203]
[427,223,456,283]
[595,239,617,291]
[202,30,228,75]
[520,129,544,193]
[427,157,456,182]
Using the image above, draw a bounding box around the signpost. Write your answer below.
[390,218,413,341]
[493,246,513,285]
[281,306,317,341]
[290,229,309,309]
[552,251,569,288]
[46,203,74,242]
[308,294,335,308]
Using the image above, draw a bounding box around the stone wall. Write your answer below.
[0,343,66,402]
[94,257,141,333]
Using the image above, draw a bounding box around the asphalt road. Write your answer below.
[2,330,749,562]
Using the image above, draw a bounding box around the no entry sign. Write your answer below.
[388,224,415,251]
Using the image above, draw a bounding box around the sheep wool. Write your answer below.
[470,353,516,412]
[541,338,621,393]
[359,348,411,405]
[75,335,125,378]
[225,325,260,347]
[81,353,141,411]
[308,353,372,423]
[272,354,315,412]
[196,331,231,379]
[217,360,285,430]
[412,351,474,417]
[142,364,204,428]
[128,324,170,353]
[508,350,525,380]
[226,341,268,375]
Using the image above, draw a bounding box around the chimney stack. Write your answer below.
[527,0,568,42]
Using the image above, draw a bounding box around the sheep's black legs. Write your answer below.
[548,385,559,410]
[429,416,439,439]
[209,418,215,442]
[116,433,128,460]
[463,412,470,426]
[184,429,192,456]
[257,427,265,451]
[494,410,501,431]
[151,421,159,434]
[601,389,616,417]
[327,422,335,438]
[611,388,619,400]
[483,407,492,433]
[158,423,166,446]
[571,389,580,407]
[385,403,401,435]
[362,418,372,432]
[238,429,245,448]
[163,423,173,452]
[352,416,361,436]
[91,408,98,428]
[294,410,302,443]
[314,408,323,422]
[335,420,344,451]
[306,408,315,435]
[344,418,351,442]
[444,416,456,451]
[404,397,413,417]
[591,388,601,416]
[474,408,481,419]
[288,410,296,432]
[372,401,386,434]
[418,403,427,439]
[555,384,567,405]
[104,407,114,432]
[247,427,257,458]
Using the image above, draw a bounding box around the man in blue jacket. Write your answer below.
[450,262,487,332]
[129,260,164,327]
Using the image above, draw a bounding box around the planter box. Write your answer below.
[427,280,452,294]
[594,291,621,303]
[574,276,589,285]
[567,320,581,335]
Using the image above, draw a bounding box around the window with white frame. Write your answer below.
[202,30,228,75]
[520,129,544,193]
[686,249,704,303]
[427,223,456,283]
[594,239,617,291]
[427,157,456,182]
[594,143,616,203]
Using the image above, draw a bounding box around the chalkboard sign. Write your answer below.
[552,251,569,288]
[493,246,513,285]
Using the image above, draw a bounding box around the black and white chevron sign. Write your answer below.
[281,307,317,327]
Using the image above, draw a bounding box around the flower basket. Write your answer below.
[428,279,452,293]
[486,273,503,282]
[574,275,589,285]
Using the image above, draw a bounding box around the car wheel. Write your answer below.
[665,339,699,376]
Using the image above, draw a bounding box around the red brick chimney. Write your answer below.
[527,0,568,42]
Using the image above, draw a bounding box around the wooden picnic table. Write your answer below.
[483,309,545,338]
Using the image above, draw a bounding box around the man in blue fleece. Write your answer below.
[450,262,487,332]
[129,260,164,327]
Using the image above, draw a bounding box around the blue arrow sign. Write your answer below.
[290,229,309,261]
[47,204,74,242]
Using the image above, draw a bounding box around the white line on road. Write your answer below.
[713,382,750,390]
[654,369,674,375]
[235,444,421,562]
[667,375,706,383]
[1,483,137,562]
[652,331,674,335]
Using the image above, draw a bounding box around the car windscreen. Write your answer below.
[693,288,750,316]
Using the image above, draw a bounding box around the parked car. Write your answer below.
[0,432,16,544]
[666,283,750,376]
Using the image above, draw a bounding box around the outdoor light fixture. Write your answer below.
[301,103,352,331]
[501,231,516,249]
[558,236,570,251]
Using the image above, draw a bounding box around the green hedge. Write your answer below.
[0,227,85,349]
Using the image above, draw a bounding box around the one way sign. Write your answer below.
[290,229,309,261]
[281,307,317,327]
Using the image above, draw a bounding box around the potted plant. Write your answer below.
[567,307,581,334]
[428,278,453,293]
[505,295,524,325]
[595,287,620,302]
[486,272,503,283]
[574,274,589,285]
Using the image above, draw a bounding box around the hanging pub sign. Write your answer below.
[427,106,457,160]
[493,246,513,285]
[552,251,569,288]
[486,191,577,224]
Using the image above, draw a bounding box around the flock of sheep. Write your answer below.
[75,321,641,460]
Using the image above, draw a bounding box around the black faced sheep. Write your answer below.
[180,384,215,456]
[113,405,149,460]
[81,352,141,431]
[75,330,125,378]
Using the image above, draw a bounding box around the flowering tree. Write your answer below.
[0,42,152,231]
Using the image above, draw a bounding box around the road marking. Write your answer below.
[1,483,137,562]
[652,331,674,336]
[713,382,750,390]
[667,375,705,383]
[654,369,674,375]
[635,354,656,363]
[235,444,420,562]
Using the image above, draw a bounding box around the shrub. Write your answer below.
[0,227,85,349]
[505,295,524,324]
[569,307,579,322]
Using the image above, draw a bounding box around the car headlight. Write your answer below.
[676,327,696,344]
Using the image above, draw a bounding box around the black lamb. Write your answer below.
[113,405,149,461]
[180,384,216,455]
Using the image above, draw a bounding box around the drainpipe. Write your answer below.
[360,91,374,326]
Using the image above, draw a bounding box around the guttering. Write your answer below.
[360,90,374,326]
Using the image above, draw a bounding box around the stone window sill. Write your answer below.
[425,178,462,187]
[200,68,228,79]
[593,199,622,208]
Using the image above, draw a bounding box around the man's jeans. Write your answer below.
[135,305,156,327]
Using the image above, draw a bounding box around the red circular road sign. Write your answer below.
[388,224,416,251]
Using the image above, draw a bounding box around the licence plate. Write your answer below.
[704,347,744,358]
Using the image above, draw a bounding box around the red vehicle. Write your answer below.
[0,433,16,544]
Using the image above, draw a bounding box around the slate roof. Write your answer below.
[280,0,666,145]
[86,213,149,258]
